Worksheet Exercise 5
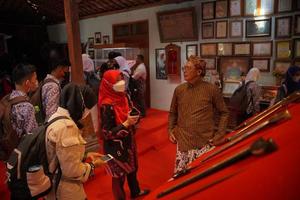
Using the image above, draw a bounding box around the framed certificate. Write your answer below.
[277,0,292,13]
[202,2,215,20]
[202,57,216,70]
[276,40,292,60]
[295,15,300,36]
[215,0,228,18]
[246,19,271,37]
[218,43,233,56]
[244,0,257,16]
[229,20,243,38]
[275,16,292,38]
[202,22,214,39]
[260,0,274,15]
[230,0,243,17]
[294,39,300,59]
[216,20,228,39]
[233,42,251,56]
[252,58,270,72]
[200,43,217,57]
[252,41,272,57]
[186,44,198,59]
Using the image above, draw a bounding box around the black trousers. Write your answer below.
[112,171,141,200]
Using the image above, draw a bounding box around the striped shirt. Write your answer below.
[168,79,229,152]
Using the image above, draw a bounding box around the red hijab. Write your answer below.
[98,70,129,124]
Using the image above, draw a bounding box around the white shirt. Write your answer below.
[82,54,94,72]
[132,63,147,80]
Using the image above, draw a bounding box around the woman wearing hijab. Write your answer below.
[45,83,105,200]
[114,56,131,91]
[275,65,300,102]
[98,70,149,200]
[243,67,261,120]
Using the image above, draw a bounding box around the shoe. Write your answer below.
[131,189,150,198]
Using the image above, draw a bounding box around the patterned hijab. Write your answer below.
[245,68,260,83]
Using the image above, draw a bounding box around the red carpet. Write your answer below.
[0,109,175,200]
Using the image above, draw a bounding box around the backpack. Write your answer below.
[6,116,68,200]
[0,94,29,161]
[229,81,254,118]
[84,71,100,97]
[30,78,60,126]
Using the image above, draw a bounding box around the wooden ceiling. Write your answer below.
[0,0,192,25]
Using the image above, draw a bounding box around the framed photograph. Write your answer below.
[186,44,198,59]
[260,0,274,15]
[202,58,216,70]
[277,0,292,13]
[230,0,243,17]
[88,37,94,48]
[218,43,233,56]
[233,42,251,56]
[252,41,272,57]
[103,35,110,44]
[88,50,95,59]
[202,22,214,39]
[216,21,228,39]
[157,8,198,42]
[218,57,250,81]
[94,32,101,44]
[252,58,270,72]
[276,40,292,60]
[202,2,215,20]
[244,0,257,16]
[246,19,271,38]
[295,15,300,36]
[229,20,243,38]
[200,43,217,57]
[275,16,292,38]
[294,39,300,59]
[222,80,241,97]
[155,48,167,80]
[215,0,228,18]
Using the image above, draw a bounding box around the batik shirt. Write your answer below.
[10,90,38,137]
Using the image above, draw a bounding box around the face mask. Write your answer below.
[113,80,126,92]
[81,108,90,120]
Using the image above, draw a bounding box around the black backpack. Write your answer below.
[229,81,254,118]
[6,116,68,200]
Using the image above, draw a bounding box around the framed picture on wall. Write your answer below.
[216,21,228,39]
[155,48,167,80]
[95,32,101,44]
[246,19,271,37]
[260,0,274,15]
[252,58,270,72]
[230,0,243,17]
[202,2,215,20]
[88,37,94,48]
[202,57,216,70]
[233,42,251,56]
[295,15,300,36]
[294,39,300,59]
[277,0,292,13]
[202,22,214,39]
[229,20,243,38]
[218,43,233,56]
[276,40,292,60]
[157,8,198,42]
[275,16,292,38]
[274,61,291,74]
[200,43,217,57]
[222,80,241,97]
[252,41,272,57]
[103,35,110,44]
[215,0,228,18]
[218,57,250,81]
[186,44,198,59]
[88,50,95,59]
[244,0,257,16]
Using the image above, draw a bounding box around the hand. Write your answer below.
[87,152,103,161]
[92,159,106,168]
[169,132,177,144]
[123,115,139,127]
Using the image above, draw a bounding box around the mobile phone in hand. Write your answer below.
[99,154,114,163]
[129,107,140,116]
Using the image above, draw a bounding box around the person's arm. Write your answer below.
[23,103,38,133]
[132,65,145,80]
[168,89,178,143]
[42,83,60,120]
[100,105,130,139]
[252,84,261,113]
[212,86,229,141]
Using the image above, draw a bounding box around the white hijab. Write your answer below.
[114,56,131,76]
[245,67,260,83]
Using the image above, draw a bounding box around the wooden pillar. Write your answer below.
[64,0,84,84]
